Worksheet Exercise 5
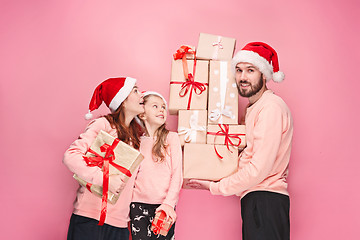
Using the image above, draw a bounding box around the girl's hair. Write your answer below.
[142,94,169,162]
[104,103,142,150]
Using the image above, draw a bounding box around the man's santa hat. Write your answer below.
[231,42,285,82]
[85,77,136,120]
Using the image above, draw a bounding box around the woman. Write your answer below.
[63,77,144,240]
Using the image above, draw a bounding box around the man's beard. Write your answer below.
[236,74,264,98]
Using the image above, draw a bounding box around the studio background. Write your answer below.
[1,0,359,239]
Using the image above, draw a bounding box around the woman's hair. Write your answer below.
[104,103,142,150]
[142,95,169,162]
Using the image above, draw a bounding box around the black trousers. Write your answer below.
[67,213,129,240]
[130,202,175,240]
[241,191,290,240]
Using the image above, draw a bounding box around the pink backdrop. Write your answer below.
[1,0,359,239]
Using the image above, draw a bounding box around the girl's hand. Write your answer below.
[186,179,211,190]
[155,204,177,222]
[109,174,126,194]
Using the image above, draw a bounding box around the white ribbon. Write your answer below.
[209,61,234,123]
[209,105,234,122]
[178,111,206,143]
[212,36,223,60]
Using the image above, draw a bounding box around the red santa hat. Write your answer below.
[142,91,167,109]
[231,42,285,82]
[85,77,137,120]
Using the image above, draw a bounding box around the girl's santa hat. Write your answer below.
[85,77,136,120]
[231,42,285,83]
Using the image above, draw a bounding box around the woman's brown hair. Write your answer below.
[104,103,142,150]
[141,95,169,162]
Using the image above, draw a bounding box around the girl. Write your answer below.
[63,77,144,240]
[130,91,183,240]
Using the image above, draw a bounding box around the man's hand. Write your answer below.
[186,179,212,190]
[156,204,177,222]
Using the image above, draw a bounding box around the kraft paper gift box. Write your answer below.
[208,60,239,124]
[73,174,119,205]
[169,59,209,115]
[207,124,246,149]
[177,110,207,146]
[196,33,236,60]
[183,143,239,183]
[77,130,144,202]
[151,211,173,236]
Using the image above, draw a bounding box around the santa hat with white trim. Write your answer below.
[231,42,285,83]
[142,91,167,109]
[85,77,137,120]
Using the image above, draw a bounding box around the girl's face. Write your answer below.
[143,95,167,128]
[122,86,144,116]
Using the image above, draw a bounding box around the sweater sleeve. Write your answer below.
[63,118,109,186]
[210,103,284,196]
[162,132,183,208]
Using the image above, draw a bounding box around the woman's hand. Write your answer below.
[108,174,127,194]
[155,204,177,222]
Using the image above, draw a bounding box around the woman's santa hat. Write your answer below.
[231,42,285,83]
[85,77,137,120]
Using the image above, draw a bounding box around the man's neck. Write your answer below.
[248,86,268,105]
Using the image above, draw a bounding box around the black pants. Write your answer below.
[130,202,175,240]
[67,213,129,240]
[241,191,290,240]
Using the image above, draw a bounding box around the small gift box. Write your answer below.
[177,110,207,146]
[73,174,119,204]
[196,33,236,60]
[79,130,144,225]
[183,143,238,183]
[208,60,238,124]
[207,124,246,148]
[169,59,209,114]
[151,211,173,236]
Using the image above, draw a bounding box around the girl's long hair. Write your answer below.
[141,95,169,162]
[104,103,142,150]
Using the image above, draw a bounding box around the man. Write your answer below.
[188,42,293,240]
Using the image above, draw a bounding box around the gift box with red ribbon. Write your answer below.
[208,60,239,124]
[196,33,236,60]
[207,124,246,148]
[76,130,144,225]
[151,211,173,236]
[169,46,209,115]
[183,143,238,183]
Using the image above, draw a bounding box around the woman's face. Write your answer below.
[122,86,144,116]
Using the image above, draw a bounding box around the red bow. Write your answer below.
[83,138,131,225]
[207,124,245,159]
[173,45,195,60]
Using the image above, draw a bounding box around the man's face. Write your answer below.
[235,62,265,98]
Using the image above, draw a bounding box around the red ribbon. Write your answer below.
[152,211,167,235]
[171,46,207,109]
[207,124,245,159]
[86,183,92,192]
[83,138,132,226]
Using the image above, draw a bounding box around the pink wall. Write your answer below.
[1,0,359,239]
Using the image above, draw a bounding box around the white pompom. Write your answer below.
[84,111,93,120]
[273,71,285,82]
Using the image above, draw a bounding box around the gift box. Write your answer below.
[173,45,196,60]
[178,110,207,146]
[208,60,238,124]
[169,59,209,114]
[183,143,238,182]
[79,130,144,225]
[207,124,246,148]
[151,211,173,236]
[73,174,119,205]
[196,33,236,60]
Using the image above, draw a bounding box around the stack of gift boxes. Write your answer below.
[168,33,247,187]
